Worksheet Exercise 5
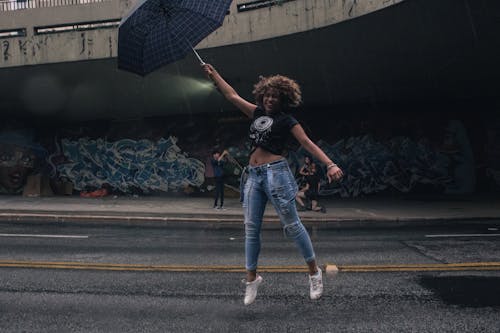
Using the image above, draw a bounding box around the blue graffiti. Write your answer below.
[309,135,451,197]
[57,136,205,193]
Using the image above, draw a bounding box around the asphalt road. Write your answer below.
[0,222,499,332]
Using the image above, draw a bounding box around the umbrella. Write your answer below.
[118,0,232,76]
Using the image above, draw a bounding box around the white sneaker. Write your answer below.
[243,275,263,305]
[309,268,323,300]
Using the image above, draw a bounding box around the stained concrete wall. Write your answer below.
[0,0,403,68]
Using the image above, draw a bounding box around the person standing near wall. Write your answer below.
[296,162,326,213]
[202,63,344,305]
[297,154,312,187]
[210,149,228,209]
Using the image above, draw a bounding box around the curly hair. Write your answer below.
[252,75,302,112]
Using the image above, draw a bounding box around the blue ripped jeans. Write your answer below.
[242,159,316,271]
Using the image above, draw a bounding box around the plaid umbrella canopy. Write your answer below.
[118,0,233,76]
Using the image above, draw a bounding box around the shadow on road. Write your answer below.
[419,275,500,308]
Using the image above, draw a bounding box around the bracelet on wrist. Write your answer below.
[326,163,337,170]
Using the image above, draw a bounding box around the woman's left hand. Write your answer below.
[327,165,344,183]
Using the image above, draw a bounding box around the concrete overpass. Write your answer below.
[0,0,499,121]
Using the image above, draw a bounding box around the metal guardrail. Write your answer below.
[35,19,120,34]
[0,28,26,38]
[0,19,119,38]
[0,0,109,12]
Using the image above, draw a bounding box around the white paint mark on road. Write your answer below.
[0,233,89,239]
[425,234,500,238]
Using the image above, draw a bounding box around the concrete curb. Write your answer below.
[0,210,498,229]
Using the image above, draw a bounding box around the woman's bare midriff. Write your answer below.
[249,147,284,166]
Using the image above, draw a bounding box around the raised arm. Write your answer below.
[202,64,256,118]
[299,165,310,176]
[291,124,344,183]
[218,149,229,161]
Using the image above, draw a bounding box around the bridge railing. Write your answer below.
[0,0,109,11]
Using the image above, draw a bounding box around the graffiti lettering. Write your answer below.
[316,135,451,197]
[2,41,10,61]
[80,33,94,57]
[87,37,93,57]
[32,37,48,57]
[80,33,85,54]
[108,36,113,57]
[56,137,205,193]
[348,0,357,17]
[18,40,28,56]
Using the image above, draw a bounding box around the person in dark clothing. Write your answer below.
[210,149,228,209]
[296,162,326,213]
[201,63,343,305]
[297,154,312,188]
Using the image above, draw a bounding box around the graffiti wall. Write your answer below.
[1,110,499,197]
[54,136,204,193]
[314,135,451,197]
[0,129,46,194]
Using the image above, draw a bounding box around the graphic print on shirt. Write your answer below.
[250,116,274,145]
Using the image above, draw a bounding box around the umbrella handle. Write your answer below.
[191,47,206,65]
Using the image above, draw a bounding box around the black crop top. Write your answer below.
[248,107,299,155]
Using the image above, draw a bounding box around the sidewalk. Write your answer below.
[0,193,499,229]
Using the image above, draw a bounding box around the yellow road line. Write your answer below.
[0,260,303,272]
[0,260,499,273]
[337,262,500,272]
